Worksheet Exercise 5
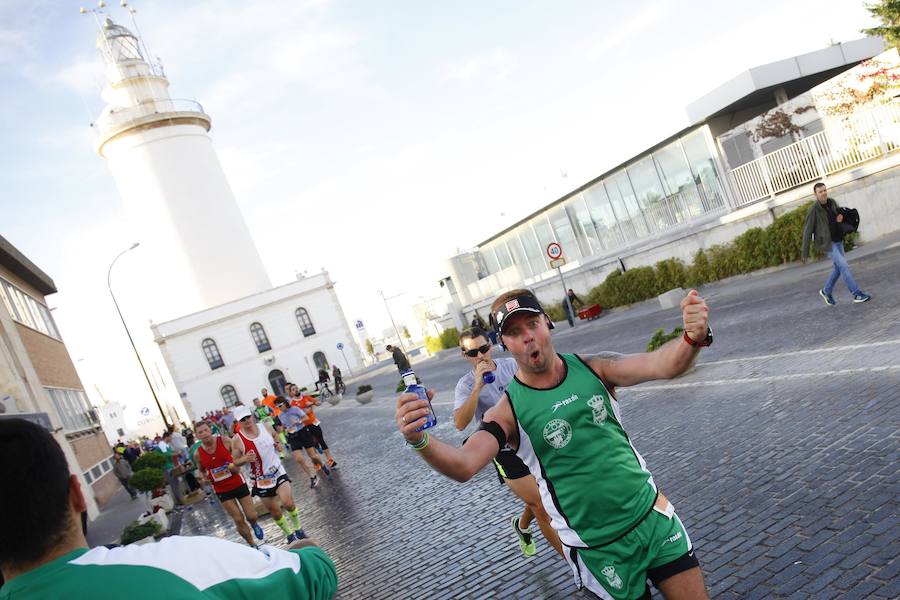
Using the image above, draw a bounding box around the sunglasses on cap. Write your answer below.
[463,344,491,358]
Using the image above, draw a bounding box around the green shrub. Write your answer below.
[544,302,566,322]
[686,249,712,287]
[654,258,687,292]
[732,227,771,271]
[768,203,810,263]
[424,336,442,354]
[583,200,836,308]
[647,326,684,352]
[439,328,460,349]
[620,266,660,303]
[129,468,165,493]
[703,245,738,280]
[590,269,628,308]
[121,519,163,545]
[132,452,167,472]
[356,384,373,395]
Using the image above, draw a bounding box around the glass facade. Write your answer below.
[0,278,61,340]
[46,387,96,432]
[474,125,729,278]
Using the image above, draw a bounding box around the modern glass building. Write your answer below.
[476,126,729,281]
[444,37,886,313]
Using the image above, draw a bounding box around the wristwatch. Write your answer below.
[683,327,713,348]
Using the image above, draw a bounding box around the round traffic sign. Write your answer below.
[336,342,345,350]
[546,242,563,260]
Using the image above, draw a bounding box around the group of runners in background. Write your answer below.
[192,384,340,548]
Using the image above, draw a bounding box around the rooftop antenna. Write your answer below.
[121,1,161,76]
[80,1,114,62]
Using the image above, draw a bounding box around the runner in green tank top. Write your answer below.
[0,419,338,600]
[397,288,713,600]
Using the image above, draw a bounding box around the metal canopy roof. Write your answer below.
[685,37,885,125]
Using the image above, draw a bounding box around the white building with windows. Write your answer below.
[152,271,362,420]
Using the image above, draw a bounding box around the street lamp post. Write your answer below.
[107,243,171,430]
[379,289,407,352]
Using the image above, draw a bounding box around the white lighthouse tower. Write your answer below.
[88,8,364,420]
[93,15,271,319]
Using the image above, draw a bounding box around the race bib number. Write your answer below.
[255,476,276,488]
[210,465,231,482]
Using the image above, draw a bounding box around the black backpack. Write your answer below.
[838,207,860,234]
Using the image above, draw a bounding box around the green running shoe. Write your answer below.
[511,515,537,556]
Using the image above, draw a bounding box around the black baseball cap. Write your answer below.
[490,292,554,335]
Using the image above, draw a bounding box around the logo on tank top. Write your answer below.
[552,394,578,412]
[543,418,572,449]
[601,565,623,590]
[587,395,608,425]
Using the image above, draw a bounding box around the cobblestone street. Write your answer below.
[180,248,900,599]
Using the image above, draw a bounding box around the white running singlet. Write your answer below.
[236,426,286,489]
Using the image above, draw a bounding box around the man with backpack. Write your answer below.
[801,182,871,305]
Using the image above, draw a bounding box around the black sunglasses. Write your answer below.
[463,344,491,358]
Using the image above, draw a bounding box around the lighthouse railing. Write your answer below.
[94,98,209,140]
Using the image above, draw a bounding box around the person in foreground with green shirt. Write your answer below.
[396,288,713,600]
[0,419,338,600]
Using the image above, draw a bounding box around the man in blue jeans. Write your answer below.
[801,182,871,305]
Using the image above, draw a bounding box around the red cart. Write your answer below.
[577,304,602,320]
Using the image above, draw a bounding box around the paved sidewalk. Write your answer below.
[86,487,147,547]
[162,247,899,598]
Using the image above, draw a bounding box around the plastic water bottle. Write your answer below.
[401,369,436,432]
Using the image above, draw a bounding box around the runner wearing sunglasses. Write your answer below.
[454,327,562,558]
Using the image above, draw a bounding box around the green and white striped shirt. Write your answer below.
[0,536,337,599]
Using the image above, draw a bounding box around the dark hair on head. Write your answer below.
[274,395,288,405]
[0,419,73,570]
[385,345,393,351]
[813,182,826,192]
[459,326,489,345]
[194,420,212,431]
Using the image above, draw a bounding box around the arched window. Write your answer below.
[202,338,224,370]
[250,322,271,353]
[268,369,286,397]
[220,385,239,407]
[295,307,316,337]
[313,351,329,371]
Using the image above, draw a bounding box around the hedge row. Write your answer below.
[424,327,461,353]
[581,202,855,310]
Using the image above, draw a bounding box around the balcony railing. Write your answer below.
[94,98,211,143]
[728,101,900,206]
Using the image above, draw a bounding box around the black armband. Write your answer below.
[475,420,507,451]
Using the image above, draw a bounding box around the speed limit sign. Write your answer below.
[546,242,563,260]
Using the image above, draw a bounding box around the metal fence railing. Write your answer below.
[728,102,900,206]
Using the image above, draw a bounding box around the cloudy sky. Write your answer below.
[0,0,877,417]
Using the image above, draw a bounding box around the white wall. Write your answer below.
[104,124,273,322]
[155,277,362,419]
